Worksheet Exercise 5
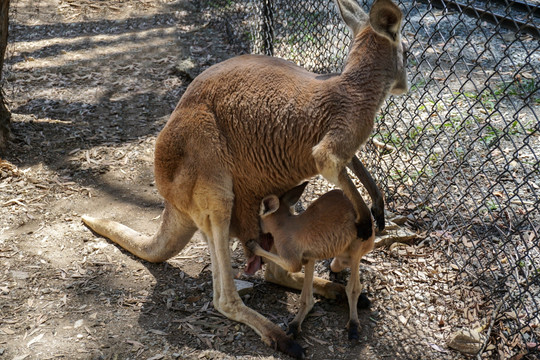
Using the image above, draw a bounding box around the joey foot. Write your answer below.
[348,322,360,341]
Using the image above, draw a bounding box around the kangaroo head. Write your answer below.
[259,182,309,233]
[336,0,408,95]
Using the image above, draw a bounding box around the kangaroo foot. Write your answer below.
[275,334,305,359]
[347,321,359,342]
[287,322,301,338]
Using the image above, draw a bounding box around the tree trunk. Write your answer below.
[0,0,11,150]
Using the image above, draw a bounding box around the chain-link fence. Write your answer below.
[218,0,540,358]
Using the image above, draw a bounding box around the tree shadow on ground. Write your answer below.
[137,259,378,359]
[2,0,218,208]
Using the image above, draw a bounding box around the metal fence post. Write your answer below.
[261,0,274,56]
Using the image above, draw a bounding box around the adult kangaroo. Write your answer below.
[82,0,407,357]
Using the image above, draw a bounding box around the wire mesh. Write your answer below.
[242,0,539,358]
[2,0,537,357]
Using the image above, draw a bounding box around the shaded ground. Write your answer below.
[0,1,495,359]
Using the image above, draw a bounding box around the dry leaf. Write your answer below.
[149,329,168,336]
[447,328,484,355]
[126,340,144,351]
[186,295,201,303]
[398,315,408,325]
[1,328,15,335]
[27,333,44,347]
[13,355,30,360]
[429,343,448,353]
[147,355,164,360]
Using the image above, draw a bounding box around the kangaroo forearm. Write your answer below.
[348,155,382,206]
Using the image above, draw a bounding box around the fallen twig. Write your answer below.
[476,288,513,359]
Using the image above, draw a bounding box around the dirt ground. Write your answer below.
[0,0,510,359]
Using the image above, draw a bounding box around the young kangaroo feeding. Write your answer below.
[82,0,407,358]
[248,182,375,341]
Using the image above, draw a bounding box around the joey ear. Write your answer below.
[260,195,280,217]
[369,0,402,42]
[334,0,368,37]
[280,181,309,207]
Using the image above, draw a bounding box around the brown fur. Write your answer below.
[82,0,406,358]
[249,183,375,339]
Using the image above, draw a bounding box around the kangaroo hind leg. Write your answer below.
[197,179,305,359]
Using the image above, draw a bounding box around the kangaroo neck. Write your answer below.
[339,33,393,115]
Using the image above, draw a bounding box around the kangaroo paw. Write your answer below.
[371,205,385,231]
[355,218,374,240]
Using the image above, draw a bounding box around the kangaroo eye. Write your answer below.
[401,42,409,61]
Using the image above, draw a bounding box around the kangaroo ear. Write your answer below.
[280,181,309,207]
[260,195,280,217]
[335,0,368,37]
[369,0,402,42]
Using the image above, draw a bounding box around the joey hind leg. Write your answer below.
[328,255,371,310]
[345,235,375,341]
[287,260,315,338]
[345,256,363,341]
